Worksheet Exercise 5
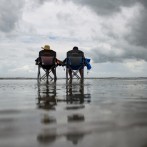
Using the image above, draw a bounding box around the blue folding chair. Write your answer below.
[65,49,84,81]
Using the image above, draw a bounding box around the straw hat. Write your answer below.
[41,45,50,50]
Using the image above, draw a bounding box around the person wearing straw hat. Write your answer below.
[40,45,56,79]
[35,45,56,80]
[40,45,64,65]
[40,45,64,66]
[35,45,65,80]
[41,45,50,50]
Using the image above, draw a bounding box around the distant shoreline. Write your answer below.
[0,77,147,80]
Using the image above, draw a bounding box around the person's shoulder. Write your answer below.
[50,49,56,52]
[39,49,56,53]
[67,49,73,53]
[78,49,83,52]
[39,49,56,56]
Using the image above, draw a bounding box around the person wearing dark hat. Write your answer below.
[63,46,83,79]
[63,46,91,79]
[69,47,83,79]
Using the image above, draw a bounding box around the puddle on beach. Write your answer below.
[0,78,147,147]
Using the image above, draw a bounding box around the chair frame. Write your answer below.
[38,63,57,81]
[37,50,57,82]
[66,52,84,81]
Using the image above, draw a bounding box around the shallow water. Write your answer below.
[0,78,147,147]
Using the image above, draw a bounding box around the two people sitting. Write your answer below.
[35,45,91,79]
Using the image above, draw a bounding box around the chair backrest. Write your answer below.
[67,49,84,57]
[67,49,84,66]
[39,50,56,57]
[41,56,54,65]
[68,57,82,66]
[39,50,56,66]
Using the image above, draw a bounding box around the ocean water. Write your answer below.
[0,78,147,147]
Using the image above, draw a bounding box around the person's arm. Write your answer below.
[57,59,65,66]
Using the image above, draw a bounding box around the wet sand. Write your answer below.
[0,78,147,147]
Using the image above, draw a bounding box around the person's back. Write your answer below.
[67,47,84,57]
[64,46,91,80]
[65,46,84,79]
[39,49,56,69]
[35,45,57,80]
[39,49,56,57]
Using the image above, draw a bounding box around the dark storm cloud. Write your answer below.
[61,0,147,16]
[60,0,147,62]
[61,0,147,45]
[125,8,147,47]
[31,0,52,6]
[140,0,147,8]
[85,46,147,63]
[0,0,24,33]
[62,0,138,15]
[38,0,46,4]
[56,12,75,26]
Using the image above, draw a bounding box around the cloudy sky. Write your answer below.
[0,0,147,78]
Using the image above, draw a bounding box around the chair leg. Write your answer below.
[54,68,56,82]
[38,65,40,80]
[46,70,49,80]
[82,68,84,81]
[40,68,53,81]
[66,67,68,83]
[73,70,80,79]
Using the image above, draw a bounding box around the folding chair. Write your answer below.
[37,50,57,81]
[66,49,84,81]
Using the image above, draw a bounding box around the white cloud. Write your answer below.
[0,0,24,33]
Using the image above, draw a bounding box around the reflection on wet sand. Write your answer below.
[36,79,91,145]
[2,79,147,146]
[65,79,91,110]
[66,79,91,104]
[41,114,56,124]
[67,114,85,122]
[37,79,91,110]
[37,129,57,144]
[37,128,91,145]
[37,80,57,110]
[66,131,86,145]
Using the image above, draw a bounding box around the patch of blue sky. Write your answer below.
[22,36,41,44]
[37,35,81,43]
[48,36,79,42]
[61,37,79,42]
[48,36,57,40]
[22,40,32,43]
[73,39,79,42]
[134,65,142,67]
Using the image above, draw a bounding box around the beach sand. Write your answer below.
[0,78,147,147]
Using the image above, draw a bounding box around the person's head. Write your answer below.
[73,46,78,50]
[41,45,50,50]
